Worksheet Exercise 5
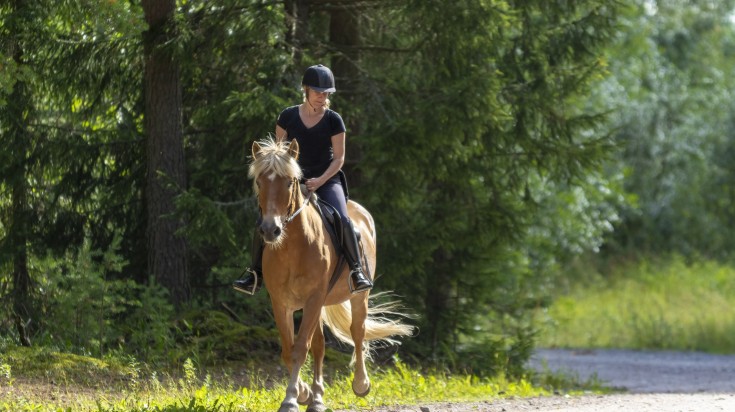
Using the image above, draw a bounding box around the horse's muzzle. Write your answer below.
[259,218,283,243]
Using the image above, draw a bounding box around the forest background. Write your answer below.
[2,0,735,378]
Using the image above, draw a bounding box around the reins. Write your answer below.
[284,179,313,225]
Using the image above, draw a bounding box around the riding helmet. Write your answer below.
[301,64,336,93]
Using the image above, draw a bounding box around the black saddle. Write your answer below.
[306,190,363,293]
[302,182,359,250]
[313,197,344,251]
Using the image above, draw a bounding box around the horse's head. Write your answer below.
[249,138,303,245]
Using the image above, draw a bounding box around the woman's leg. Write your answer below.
[317,180,373,293]
[232,227,264,295]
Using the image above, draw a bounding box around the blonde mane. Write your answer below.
[249,138,303,192]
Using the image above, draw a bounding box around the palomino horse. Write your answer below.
[249,138,413,412]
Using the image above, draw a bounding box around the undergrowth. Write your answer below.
[0,345,561,412]
[538,256,735,353]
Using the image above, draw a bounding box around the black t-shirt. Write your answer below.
[277,105,346,179]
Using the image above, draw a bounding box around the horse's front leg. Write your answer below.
[280,293,326,412]
[271,302,309,412]
[306,321,327,412]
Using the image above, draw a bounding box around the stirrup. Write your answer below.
[233,268,260,295]
[348,269,373,294]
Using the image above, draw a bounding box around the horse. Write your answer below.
[248,137,414,412]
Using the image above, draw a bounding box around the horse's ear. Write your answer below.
[252,141,263,159]
[287,139,300,160]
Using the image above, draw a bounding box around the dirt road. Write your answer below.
[338,349,735,412]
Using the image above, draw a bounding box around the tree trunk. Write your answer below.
[285,0,310,67]
[4,0,34,346]
[142,0,189,307]
[329,1,364,188]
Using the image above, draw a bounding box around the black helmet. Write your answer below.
[301,64,336,93]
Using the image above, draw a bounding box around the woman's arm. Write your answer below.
[305,132,346,192]
[275,125,287,142]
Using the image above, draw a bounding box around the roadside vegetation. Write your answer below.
[0,343,562,412]
[539,257,735,353]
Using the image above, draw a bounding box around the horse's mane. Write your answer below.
[249,138,303,192]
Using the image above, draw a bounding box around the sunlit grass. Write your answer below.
[95,363,546,412]
[538,257,735,353]
[0,348,551,412]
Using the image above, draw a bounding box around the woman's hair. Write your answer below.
[302,86,331,109]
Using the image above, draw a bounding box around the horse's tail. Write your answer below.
[321,292,414,362]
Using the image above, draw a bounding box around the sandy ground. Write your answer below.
[337,349,735,412]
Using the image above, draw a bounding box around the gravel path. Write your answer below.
[336,349,735,412]
[529,348,735,393]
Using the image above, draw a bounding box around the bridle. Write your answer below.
[283,177,313,225]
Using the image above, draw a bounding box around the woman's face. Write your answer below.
[306,88,330,108]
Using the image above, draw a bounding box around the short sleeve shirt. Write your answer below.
[277,105,346,179]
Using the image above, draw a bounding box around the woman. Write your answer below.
[233,64,373,295]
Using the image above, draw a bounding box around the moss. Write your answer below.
[174,310,281,364]
[0,346,131,385]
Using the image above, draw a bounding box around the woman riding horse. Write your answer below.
[233,64,373,295]
[247,137,413,412]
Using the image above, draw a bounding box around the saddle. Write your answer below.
[302,186,361,293]
[300,184,359,251]
[314,197,343,250]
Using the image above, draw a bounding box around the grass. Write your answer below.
[538,256,735,353]
[0,345,562,412]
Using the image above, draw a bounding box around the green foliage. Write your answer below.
[0,362,11,386]
[123,279,177,363]
[1,0,631,377]
[594,0,735,259]
[12,237,177,362]
[355,0,624,370]
[539,256,735,353]
[40,236,132,354]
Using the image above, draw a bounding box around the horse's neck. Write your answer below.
[301,204,322,244]
[288,195,321,245]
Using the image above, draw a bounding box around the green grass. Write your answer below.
[0,345,557,412]
[95,363,546,412]
[538,257,735,353]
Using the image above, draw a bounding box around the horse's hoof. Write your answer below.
[306,401,328,412]
[297,390,313,406]
[278,401,299,412]
[296,380,313,405]
[353,382,371,397]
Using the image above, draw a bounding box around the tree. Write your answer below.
[1,0,147,345]
[0,0,628,371]
[328,0,364,185]
[349,0,623,370]
[596,0,735,259]
[0,0,34,345]
[142,0,189,307]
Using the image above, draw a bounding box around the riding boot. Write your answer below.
[232,230,264,295]
[341,218,373,294]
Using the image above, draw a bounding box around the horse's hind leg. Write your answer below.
[305,321,327,412]
[350,294,371,397]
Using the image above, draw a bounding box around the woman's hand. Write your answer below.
[305,177,324,192]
